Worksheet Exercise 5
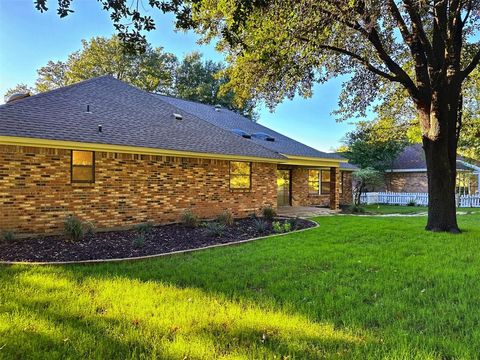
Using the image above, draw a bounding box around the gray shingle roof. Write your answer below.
[0,76,283,160]
[392,144,476,171]
[156,95,344,160]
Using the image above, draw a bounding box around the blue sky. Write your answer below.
[0,0,360,152]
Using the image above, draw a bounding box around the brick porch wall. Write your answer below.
[0,145,277,235]
[290,167,353,207]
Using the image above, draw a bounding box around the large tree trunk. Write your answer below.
[419,87,461,233]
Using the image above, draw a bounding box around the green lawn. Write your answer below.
[1,214,480,359]
[362,204,429,214]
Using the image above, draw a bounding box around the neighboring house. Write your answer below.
[0,76,353,234]
[383,144,479,194]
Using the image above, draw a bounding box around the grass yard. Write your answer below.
[361,204,429,214]
[1,213,480,359]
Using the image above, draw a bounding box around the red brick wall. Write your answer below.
[383,172,428,192]
[0,145,277,235]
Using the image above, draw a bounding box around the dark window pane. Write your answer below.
[321,182,330,195]
[321,170,330,182]
[72,166,94,182]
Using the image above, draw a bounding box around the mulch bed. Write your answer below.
[0,218,315,263]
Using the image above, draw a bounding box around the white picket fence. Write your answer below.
[360,192,480,208]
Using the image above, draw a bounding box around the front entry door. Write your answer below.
[277,170,291,206]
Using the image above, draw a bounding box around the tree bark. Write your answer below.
[420,87,461,233]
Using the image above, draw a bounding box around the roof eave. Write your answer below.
[279,154,346,167]
[0,135,284,163]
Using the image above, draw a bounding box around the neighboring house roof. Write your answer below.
[339,162,359,171]
[0,76,346,166]
[390,144,478,172]
[156,94,344,160]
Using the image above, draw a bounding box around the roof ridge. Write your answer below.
[153,94,291,158]
[150,94,285,160]
[1,75,115,108]
[156,94,341,159]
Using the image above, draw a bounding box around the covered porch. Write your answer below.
[276,165,344,210]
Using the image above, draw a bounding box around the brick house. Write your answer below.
[0,76,353,235]
[383,144,479,194]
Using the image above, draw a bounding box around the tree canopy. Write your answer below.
[4,36,256,118]
[342,119,408,172]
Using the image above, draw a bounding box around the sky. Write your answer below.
[0,0,361,152]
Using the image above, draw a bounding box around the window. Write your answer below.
[71,150,94,183]
[308,170,320,194]
[321,170,330,195]
[230,161,251,189]
[456,172,475,195]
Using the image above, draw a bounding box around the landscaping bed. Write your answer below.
[0,217,315,263]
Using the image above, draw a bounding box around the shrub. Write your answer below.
[288,217,300,230]
[1,230,15,242]
[348,204,365,214]
[134,221,154,234]
[215,210,234,226]
[283,222,292,233]
[262,206,276,221]
[407,200,416,207]
[272,221,283,233]
[64,215,85,241]
[84,221,95,235]
[253,218,268,233]
[132,234,145,248]
[181,210,199,228]
[204,222,226,237]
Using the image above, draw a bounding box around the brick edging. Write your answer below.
[0,219,319,266]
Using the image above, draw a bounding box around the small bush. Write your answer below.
[132,234,145,248]
[84,221,95,235]
[283,222,292,233]
[134,221,154,234]
[204,222,226,237]
[348,205,365,214]
[253,219,268,233]
[288,217,300,230]
[215,211,234,226]
[64,215,85,241]
[272,221,283,233]
[1,230,15,242]
[262,206,277,221]
[407,200,416,207]
[181,210,199,228]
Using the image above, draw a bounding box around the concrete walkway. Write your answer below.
[277,206,338,218]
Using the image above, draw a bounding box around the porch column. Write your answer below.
[329,167,340,210]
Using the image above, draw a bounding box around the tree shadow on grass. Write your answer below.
[0,264,369,359]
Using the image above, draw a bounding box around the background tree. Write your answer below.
[4,36,256,118]
[174,52,257,119]
[343,119,408,172]
[3,84,35,102]
[352,168,385,206]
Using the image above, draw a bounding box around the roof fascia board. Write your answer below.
[0,136,283,164]
[281,154,346,167]
[387,168,472,173]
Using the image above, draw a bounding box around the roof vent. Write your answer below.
[98,125,102,133]
[231,128,252,139]
[214,104,222,112]
[252,132,275,142]
[6,92,30,104]
[173,113,183,120]
[86,104,92,113]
